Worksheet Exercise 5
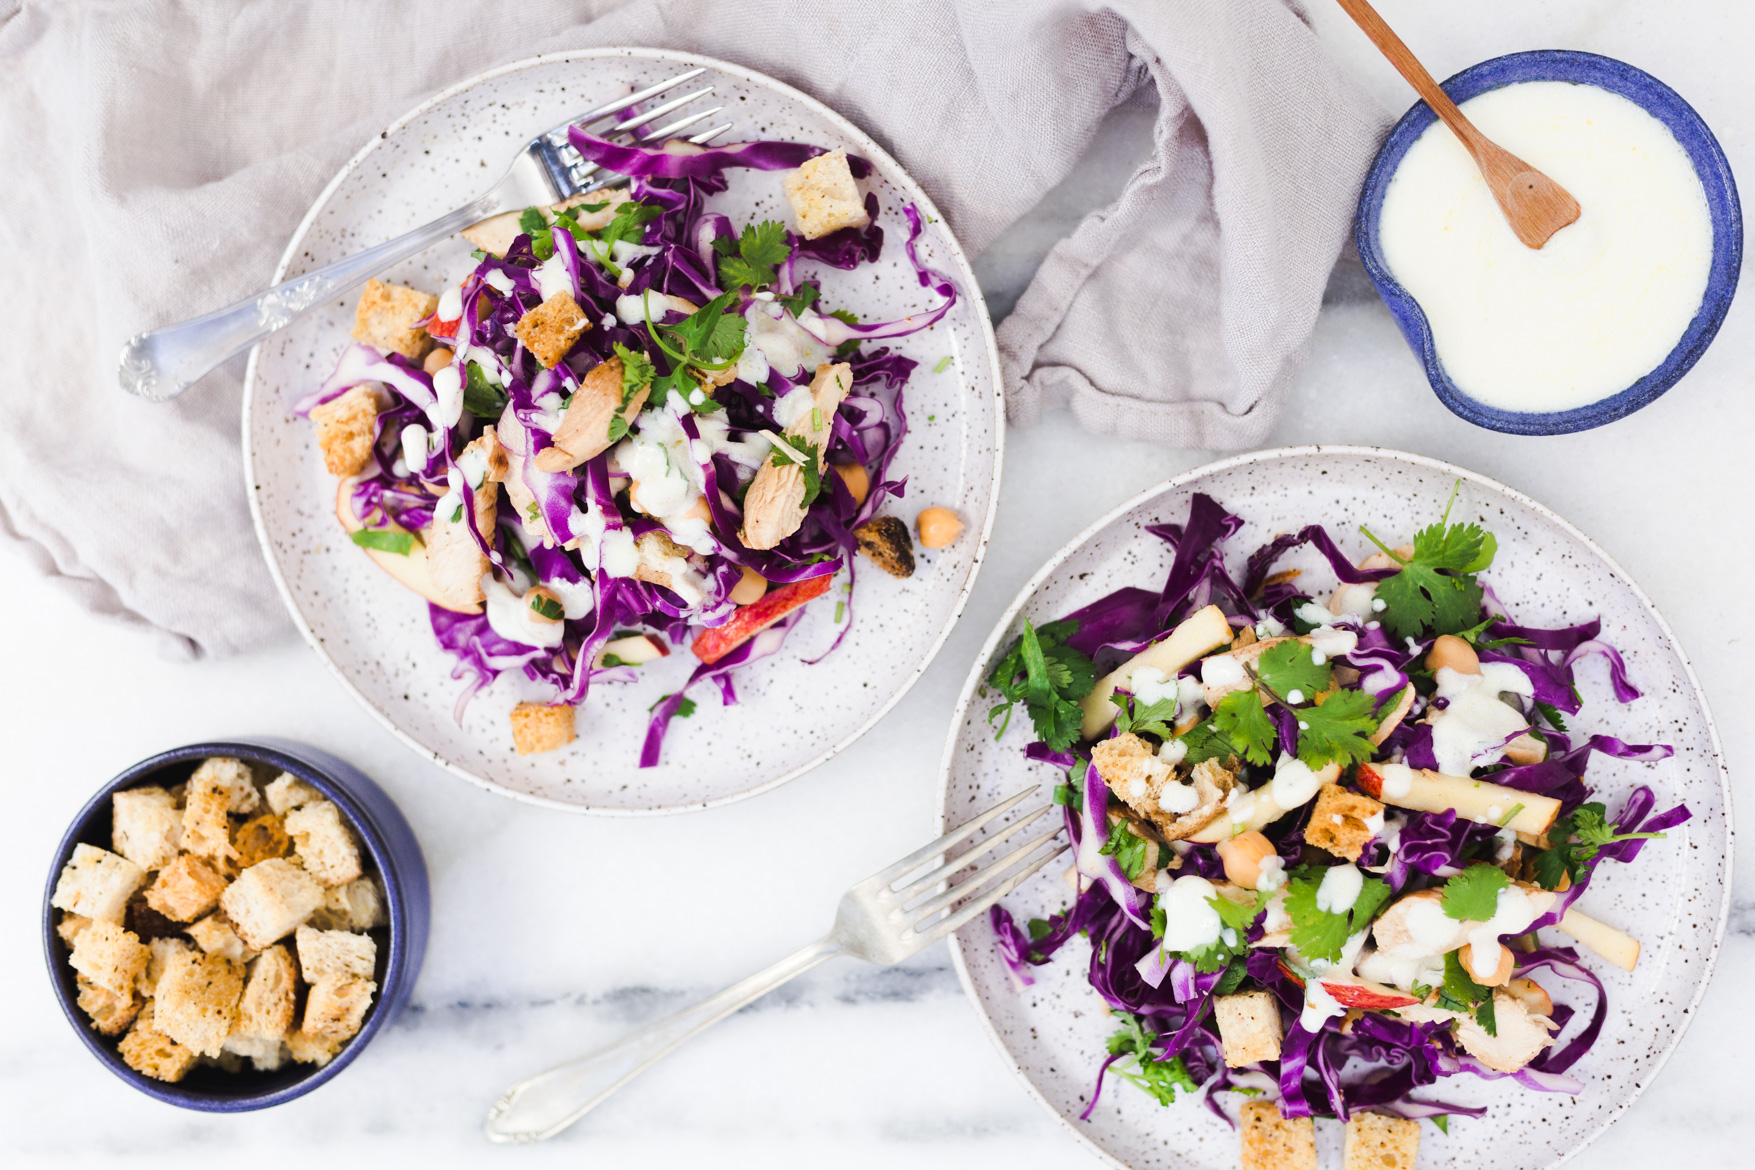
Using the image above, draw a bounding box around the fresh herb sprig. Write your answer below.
[1360,482,1497,642]
[985,619,1097,752]
[1103,1012,1199,1107]
[1283,865,1392,963]
[713,220,792,289]
[1531,802,1669,890]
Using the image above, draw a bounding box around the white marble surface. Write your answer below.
[5,2,1753,1165]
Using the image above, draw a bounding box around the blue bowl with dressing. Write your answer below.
[1356,51,1742,435]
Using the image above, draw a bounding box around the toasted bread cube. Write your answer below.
[1215,990,1284,1067]
[111,786,183,870]
[514,291,591,368]
[191,757,262,814]
[311,877,387,932]
[119,1003,200,1083]
[219,858,326,950]
[233,812,292,868]
[140,936,195,996]
[284,800,362,888]
[57,913,93,948]
[296,924,377,982]
[69,919,151,997]
[265,772,323,815]
[303,976,376,1042]
[783,148,870,240]
[286,1028,344,1067]
[51,843,146,925]
[1306,785,1385,863]
[309,384,381,477]
[221,1033,285,1065]
[509,701,576,755]
[154,950,244,1058]
[144,853,230,923]
[180,769,239,866]
[234,944,297,1043]
[352,277,438,360]
[187,913,256,963]
[1240,1100,1317,1170]
[1343,1111,1421,1170]
[76,973,142,1036]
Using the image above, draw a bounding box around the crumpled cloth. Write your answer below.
[0,0,1381,656]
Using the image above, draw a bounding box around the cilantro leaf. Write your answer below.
[716,220,793,289]
[1283,866,1392,963]
[592,199,664,271]
[1360,496,1496,641]
[1440,951,1497,1035]
[766,433,824,507]
[1442,864,1509,921]
[1100,821,1156,881]
[1295,689,1384,769]
[1255,639,1331,703]
[1172,720,1237,768]
[1531,802,1668,890]
[1179,890,1262,973]
[1104,1012,1198,1106]
[350,529,415,556]
[1211,690,1276,767]
[461,361,509,418]
[529,594,565,621]
[1532,701,1569,733]
[984,619,1096,751]
[1114,693,1180,741]
[647,693,698,718]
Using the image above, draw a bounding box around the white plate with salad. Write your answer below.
[940,447,1729,1169]
[243,49,1002,813]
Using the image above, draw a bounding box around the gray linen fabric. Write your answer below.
[0,0,1381,656]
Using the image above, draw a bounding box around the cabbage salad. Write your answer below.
[295,127,955,762]
[986,488,1688,1132]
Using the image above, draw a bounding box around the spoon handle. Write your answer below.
[1333,0,1484,154]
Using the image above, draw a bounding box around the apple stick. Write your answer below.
[1079,603,1233,740]
[1357,762,1560,837]
[1555,906,1641,972]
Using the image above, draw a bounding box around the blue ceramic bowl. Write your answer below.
[1356,50,1742,435]
[42,739,430,1112]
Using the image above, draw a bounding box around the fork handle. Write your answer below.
[483,936,846,1143]
[116,194,501,402]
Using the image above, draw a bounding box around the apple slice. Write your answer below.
[335,480,481,614]
[1317,977,1421,1011]
[1079,604,1233,740]
[593,633,669,668]
[1357,762,1560,837]
[691,574,832,664]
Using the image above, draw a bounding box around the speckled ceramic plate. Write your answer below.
[243,49,1002,814]
[940,446,1730,1169]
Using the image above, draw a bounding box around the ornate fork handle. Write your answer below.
[484,937,845,1143]
[117,195,501,402]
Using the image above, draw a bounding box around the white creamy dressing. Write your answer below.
[1297,930,1371,1031]
[534,253,572,302]
[435,286,464,322]
[1375,762,1416,799]
[529,388,567,436]
[1269,754,1324,810]
[745,302,831,379]
[1158,737,1189,769]
[1158,782,1200,816]
[455,444,491,490]
[1128,665,1175,706]
[1153,875,1224,952]
[482,269,516,296]
[572,493,640,579]
[1379,81,1713,413]
[1430,663,1535,775]
[614,290,673,328]
[772,384,818,429]
[480,574,566,649]
[1201,654,1248,691]
[612,398,767,560]
[432,466,465,526]
[399,424,431,475]
[1255,854,1287,894]
[1315,863,1364,914]
[430,363,465,430]
[547,573,594,620]
[1462,884,1554,980]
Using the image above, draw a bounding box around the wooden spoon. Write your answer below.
[1336,0,1580,248]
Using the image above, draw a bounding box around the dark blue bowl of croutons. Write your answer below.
[42,739,430,1111]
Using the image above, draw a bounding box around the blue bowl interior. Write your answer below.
[42,739,430,1113]
[1355,50,1743,436]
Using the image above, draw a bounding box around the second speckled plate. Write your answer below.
[243,49,1002,814]
[940,446,1730,1170]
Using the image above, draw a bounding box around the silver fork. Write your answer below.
[482,786,1068,1143]
[118,69,732,402]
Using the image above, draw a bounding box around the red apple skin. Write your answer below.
[1355,763,1386,799]
[1319,979,1420,1010]
[691,574,832,664]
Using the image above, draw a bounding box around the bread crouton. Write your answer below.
[309,384,381,477]
[303,975,376,1042]
[265,772,322,815]
[285,1028,344,1067]
[1343,1111,1421,1170]
[352,277,439,360]
[180,769,239,866]
[311,877,386,932]
[126,899,180,943]
[514,290,591,368]
[140,936,195,996]
[191,757,262,814]
[111,786,183,870]
[187,913,256,963]
[296,924,377,982]
[1214,990,1284,1067]
[233,812,292,869]
[853,516,915,578]
[154,950,244,1058]
[144,853,230,923]
[234,944,297,1042]
[1240,1100,1317,1170]
[783,148,871,240]
[57,912,93,948]
[219,858,325,950]
[1305,785,1385,863]
[509,701,575,755]
[284,801,362,888]
[51,843,146,925]
[76,973,142,1036]
[69,919,150,997]
[119,1003,200,1083]
[220,1034,287,1069]
[632,529,698,596]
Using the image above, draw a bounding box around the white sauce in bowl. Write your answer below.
[1379,81,1712,414]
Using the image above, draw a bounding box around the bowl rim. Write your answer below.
[239,46,1007,816]
[937,444,1734,1170]
[42,740,420,1112]
[1355,49,1744,436]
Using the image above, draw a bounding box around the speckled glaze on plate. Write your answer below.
[940,447,1730,1169]
[243,49,1003,814]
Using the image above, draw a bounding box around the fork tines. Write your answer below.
[536,68,732,196]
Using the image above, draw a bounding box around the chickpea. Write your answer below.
[525,585,564,624]
[729,565,768,606]
[1216,830,1276,890]
[422,347,454,375]
[1426,633,1481,675]
[834,462,871,508]
[916,505,963,549]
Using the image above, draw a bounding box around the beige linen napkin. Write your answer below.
[0,0,1381,655]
